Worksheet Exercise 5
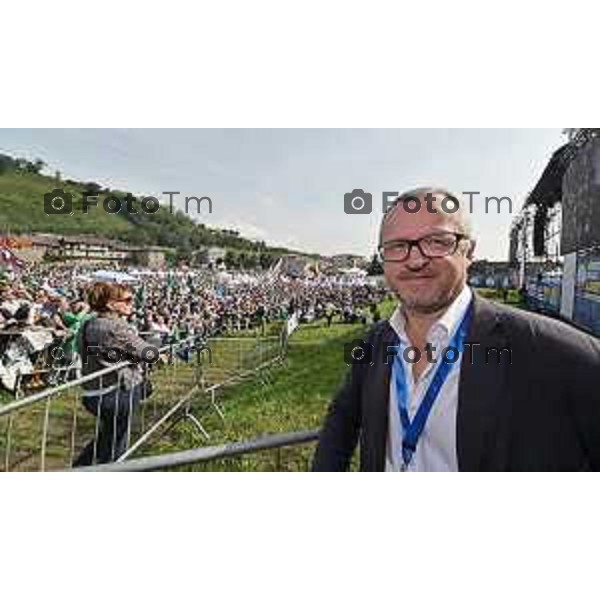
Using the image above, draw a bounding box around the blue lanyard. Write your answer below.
[393,301,474,469]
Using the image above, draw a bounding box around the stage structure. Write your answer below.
[509,128,600,334]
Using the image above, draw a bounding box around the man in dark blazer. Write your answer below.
[313,187,600,471]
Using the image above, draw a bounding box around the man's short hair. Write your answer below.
[379,186,473,246]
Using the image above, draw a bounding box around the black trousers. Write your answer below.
[73,385,144,466]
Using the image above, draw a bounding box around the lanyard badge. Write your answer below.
[393,301,474,470]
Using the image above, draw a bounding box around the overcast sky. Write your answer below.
[0,128,565,260]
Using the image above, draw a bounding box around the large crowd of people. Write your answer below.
[0,262,388,396]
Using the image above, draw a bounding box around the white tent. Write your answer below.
[340,266,368,278]
[91,269,139,284]
[129,269,156,277]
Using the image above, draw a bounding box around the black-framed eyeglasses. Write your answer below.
[378,232,467,263]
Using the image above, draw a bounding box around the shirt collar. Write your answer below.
[389,284,473,344]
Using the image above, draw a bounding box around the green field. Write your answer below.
[140,299,397,470]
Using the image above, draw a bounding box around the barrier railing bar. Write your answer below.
[118,350,284,461]
[0,335,204,418]
[39,395,52,471]
[73,429,320,472]
[116,383,201,462]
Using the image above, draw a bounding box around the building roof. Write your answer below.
[526,129,600,209]
[525,144,571,209]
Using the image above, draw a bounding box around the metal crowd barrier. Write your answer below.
[0,323,289,471]
[118,328,287,462]
[74,429,320,471]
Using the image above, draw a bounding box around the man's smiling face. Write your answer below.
[381,192,474,314]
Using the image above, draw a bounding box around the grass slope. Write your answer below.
[0,172,135,237]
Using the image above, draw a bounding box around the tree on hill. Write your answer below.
[0,154,16,175]
[32,159,46,174]
[9,157,46,175]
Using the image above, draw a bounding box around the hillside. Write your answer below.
[0,153,305,265]
[0,170,135,238]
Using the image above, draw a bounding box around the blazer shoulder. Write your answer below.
[480,298,600,366]
[364,318,394,344]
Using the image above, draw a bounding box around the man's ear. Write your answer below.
[466,239,476,261]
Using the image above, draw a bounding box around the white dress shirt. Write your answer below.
[385,285,473,472]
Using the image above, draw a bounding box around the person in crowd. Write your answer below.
[73,282,156,466]
[60,300,92,378]
[325,302,336,327]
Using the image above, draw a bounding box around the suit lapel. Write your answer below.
[365,322,396,471]
[457,296,509,471]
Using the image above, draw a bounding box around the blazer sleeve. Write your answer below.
[312,358,364,472]
[567,331,600,468]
